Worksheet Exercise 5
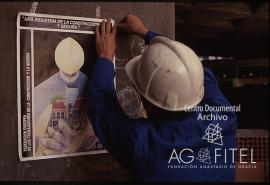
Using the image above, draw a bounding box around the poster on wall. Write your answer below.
[17,12,113,161]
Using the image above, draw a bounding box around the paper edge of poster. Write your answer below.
[17,12,114,161]
[19,149,108,161]
[17,12,24,161]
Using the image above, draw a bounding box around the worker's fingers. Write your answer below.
[40,137,65,151]
[101,20,106,35]
[120,15,129,23]
[111,24,117,37]
[116,23,129,31]
[116,23,124,29]
[105,19,112,34]
[95,26,100,38]
[43,148,60,156]
[47,126,69,147]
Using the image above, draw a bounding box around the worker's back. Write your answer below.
[87,15,237,182]
[123,67,237,182]
[87,58,237,182]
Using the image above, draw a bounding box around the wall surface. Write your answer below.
[0,2,174,181]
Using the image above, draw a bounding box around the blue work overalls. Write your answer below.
[86,31,237,182]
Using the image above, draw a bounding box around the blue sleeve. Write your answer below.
[86,57,140,169]
[144,31,161,45]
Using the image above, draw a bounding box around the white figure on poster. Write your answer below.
[34,37,99,156]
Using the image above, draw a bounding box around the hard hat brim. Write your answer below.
[125,55,141,88]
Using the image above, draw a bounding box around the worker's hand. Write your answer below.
[38,119,96,155]
[117,14,149,38]
[95,19,116,62]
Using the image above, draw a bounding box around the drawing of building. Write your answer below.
[49,84,88,130]
[71,97,87,129]
[50,97,87,130]
[50,100,66,128]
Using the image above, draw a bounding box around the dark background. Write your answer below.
[174,2,269,130]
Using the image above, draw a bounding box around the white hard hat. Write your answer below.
[55,37,84,75]
[125,36,204,111]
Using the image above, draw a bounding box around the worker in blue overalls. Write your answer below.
[87,15,237,182]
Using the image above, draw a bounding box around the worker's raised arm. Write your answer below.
[117,14,161,44]
[86,19,140,169]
